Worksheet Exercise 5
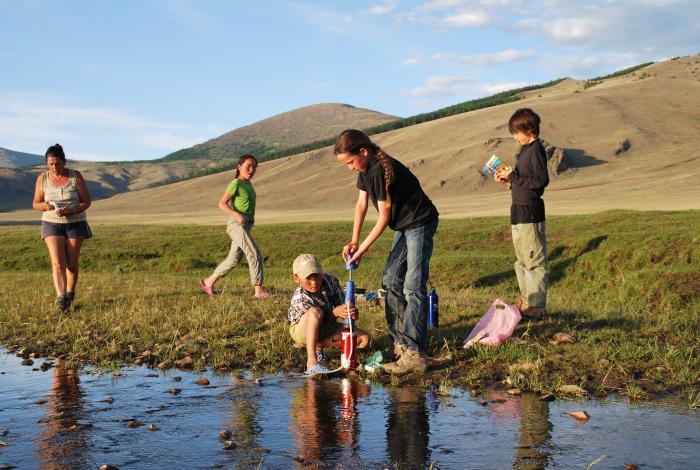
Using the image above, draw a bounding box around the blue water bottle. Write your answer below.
[428,288,439,328]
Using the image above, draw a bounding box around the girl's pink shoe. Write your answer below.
[199,279,216,296]
[254,290,273,299]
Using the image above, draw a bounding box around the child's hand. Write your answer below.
[494,169,509,182]
[334,304,359,320]
[342,243,358,260]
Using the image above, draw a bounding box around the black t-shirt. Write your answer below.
[357,155,439,231]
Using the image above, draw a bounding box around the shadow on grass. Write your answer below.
[421,307,642,373]
[549,235,608,284]
[471,235,608,288]
[516,308,642,338]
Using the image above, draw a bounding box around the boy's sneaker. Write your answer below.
[383,349,428,375]
[305,363,330,376]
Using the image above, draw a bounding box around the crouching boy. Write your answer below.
[289,253,371,375]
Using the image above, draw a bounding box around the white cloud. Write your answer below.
[416,0,469,13]
[549,17,595,41]
[406,75,473,96]
[536,54,602,77]
[0,92,220,160]
[441,10,489,27]
[479,81,528,94]
[513,0,700,54]
[368,0,399,15]
[434,49,535,66]
[404,56,424,65]
[479,0,522,4]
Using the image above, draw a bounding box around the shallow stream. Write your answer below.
[1,351,698,469]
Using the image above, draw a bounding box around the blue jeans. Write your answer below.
[382,219,438,354]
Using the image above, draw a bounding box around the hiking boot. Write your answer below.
[514,293,528,311]
[383,348,428,375]
[521,307,546,320]
[382,343,407,363]
[65,291,75,309]
[54,294,70,313]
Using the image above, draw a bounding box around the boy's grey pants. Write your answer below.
[212,221,264,286]
[511,222,548,309]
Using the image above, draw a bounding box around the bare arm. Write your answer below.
[348,199,390,265]
[217,192,246,224]
[32,173,53,212]
[343,190,369,259]
[65,170,92,216]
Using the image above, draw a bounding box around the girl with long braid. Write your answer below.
[334,130,439,375]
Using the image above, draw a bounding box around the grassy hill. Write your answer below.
[3,54,695,224]
[160,103,398,162]
[0,103,397,212]
[0,147,44,168]
[3,55,699,221]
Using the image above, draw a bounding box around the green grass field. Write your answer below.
[1,210,698,401]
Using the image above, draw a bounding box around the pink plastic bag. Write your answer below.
[463,299,522,347]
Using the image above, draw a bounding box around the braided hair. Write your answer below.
[334,129,394,207]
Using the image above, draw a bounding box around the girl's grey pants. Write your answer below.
[212,221,264,286]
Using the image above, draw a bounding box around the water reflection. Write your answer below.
[514,394,552,470]
[289,378,370,466]
[386,386,431,468]
[1,349,698,469]
[35,359,88,470]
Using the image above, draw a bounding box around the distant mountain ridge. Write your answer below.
[1,103,399,212]
[161,103,398,161]
[0,147,44,168]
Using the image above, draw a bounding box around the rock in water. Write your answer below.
[175,356,194,369]
[569,411,590,421]
[557,384,588,397]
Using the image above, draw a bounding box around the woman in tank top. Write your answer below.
[32,144,92,312]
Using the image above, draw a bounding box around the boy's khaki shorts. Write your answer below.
[289,320,341,346]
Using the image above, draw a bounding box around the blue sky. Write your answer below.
[1,0,698,161]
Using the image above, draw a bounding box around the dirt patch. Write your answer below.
[670,272,700,302]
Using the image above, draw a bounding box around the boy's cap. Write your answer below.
[292,254,323,278]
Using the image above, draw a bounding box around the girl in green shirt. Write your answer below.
[199,154,272,298]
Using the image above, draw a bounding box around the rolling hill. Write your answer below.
[2,55,699,224]
[1,103,398,212]
[0,147,44,168]
[160,103,398,161]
